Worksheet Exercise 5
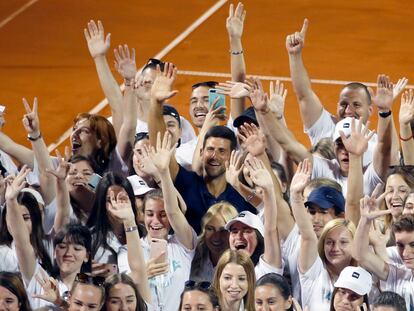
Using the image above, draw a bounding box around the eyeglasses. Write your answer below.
[75,273,105,287]
[191,81,218,89]
[184,280,211,290]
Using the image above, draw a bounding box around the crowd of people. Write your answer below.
[0,2,413,311]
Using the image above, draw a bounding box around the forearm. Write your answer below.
[263,188,282,268]
[232,182,262,207]
[374,115,392,180]
[345,154,363,225]
[390,118,400,166]
[124,218,151,303]
[148,99,167,150]
[93,56,124,136]
[400,122,414,165]
[0,132,34,167]
[257,113,281,161]
[290,194,316,240]
[117,85,137,161]
[229,36,246,119]
[53,179,71,234]
[191,125,210,175]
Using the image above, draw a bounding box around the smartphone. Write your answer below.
[150,238,168,264]
[87,173,102,192]
[208,89,226,111]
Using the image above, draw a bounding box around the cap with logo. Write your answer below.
[127,175,154,197]
[224,211,264,236]
[334,266,372,296]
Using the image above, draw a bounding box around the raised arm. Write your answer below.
[286,19,324,129]
[247,157,281,269]
[341,118,375,225]
[352,195,392,281]
[149,132,194,249]
[84,20,123,137]
[45,148,71,234]
[148,63,180,181]
[289,159,318,273]
[22,98,56,205]
[372,74,394,179]
[399,89,414,165]
[226,2,247,119]
[107,190,151,303]
[5,167,37,283]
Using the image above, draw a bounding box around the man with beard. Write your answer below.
[148,62,256,234]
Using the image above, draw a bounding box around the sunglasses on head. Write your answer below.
[75,273,105,287]
[184,280,211,290]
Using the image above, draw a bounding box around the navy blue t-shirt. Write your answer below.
[174,165,257,234]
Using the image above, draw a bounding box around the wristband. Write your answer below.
[27,133,42,141]
[125,226,138,233]
[399,133,413,141]
[379,110,392,118]
[230,49,243,55]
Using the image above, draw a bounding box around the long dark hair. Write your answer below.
[86,172,137,258]
[52,223,92,277]
[0,191,53,274]
[251,229,265,266]
[0,272,32,311]
[104,273,147,311]
[256,273,293,311]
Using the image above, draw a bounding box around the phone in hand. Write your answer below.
[87,173,102,192]
[208,89,226,112]
[150,238,168,264]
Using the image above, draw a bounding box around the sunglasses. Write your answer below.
[184,280,211,290]
[75,273,105,287]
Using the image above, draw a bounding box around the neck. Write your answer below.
[209,250,222,267]
[205,174,227,197]
[60,271,78,290]
[222,298,242,311]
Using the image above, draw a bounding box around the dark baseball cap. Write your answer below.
[163,105,181,127]
[305,186,345,214]
[233,106,258,128]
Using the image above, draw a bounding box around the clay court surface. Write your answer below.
[1,0,414,154]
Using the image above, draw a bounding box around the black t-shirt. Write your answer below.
[174,165,257,234]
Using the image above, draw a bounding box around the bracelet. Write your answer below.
[125,226,138,233]
[379,110,392,118]
[399,133,413,141]
[246,189,256,202]
[27,133,42,141]
[230,49,243,55]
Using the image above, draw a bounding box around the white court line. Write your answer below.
[177,69,414,89]
[47,0,228,152]
[0,0,39,29]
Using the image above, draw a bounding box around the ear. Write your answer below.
[368,104,374,116]
[96,139,102,149]
[284,296,293,310]
[84,252,90,263]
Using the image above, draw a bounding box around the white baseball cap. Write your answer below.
[225,211,264,236]
[334,266,372,296]
[127,175,154,196]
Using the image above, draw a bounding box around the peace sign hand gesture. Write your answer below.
[22,97,40,137]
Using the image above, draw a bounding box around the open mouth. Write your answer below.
[72,140,82,152]
[208,160,220,167]
[234,242,247,250]
[150,226,164,232]
[73,182,86,187]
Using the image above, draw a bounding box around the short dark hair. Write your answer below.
[192,81,218,90]
[203,126,237,151]
[256,273,293,311]
[142,58,165,72]
[393,214,414,234]
[134,132,149,145]
[343,82,372,105]
[373,291,407,311]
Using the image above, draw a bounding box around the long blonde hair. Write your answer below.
[212,249,255,311]
[190,202,238,278]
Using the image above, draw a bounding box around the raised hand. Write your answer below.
[286,19,308,55]
[225,150,244,188]
[247,78,270,113]
[373,74,394,112]
[226,2,246,39]
[5,166,30,201]
[107,190,134,222]
[151,63,178,103]
[245,157,273,192]
[238,123,266,156]
[399,89,414,125]
[46,147,71,180]
[339,118,375,156]
[393,77,408,101]
[32,271,60,305]
[133,144,159,178]
[146,253,169,278]
[84,20,111,58]
[149,132,176,173]
[114,44,137,81]
[359,184,392,221]
[216,81,251,99]
[290,159,312,195]
[269,80,287,119]
[22,97,40,137]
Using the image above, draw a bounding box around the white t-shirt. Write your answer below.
[380,263,414,311]
[255,255,283,279]
[312,156,383,196]
[25,264,69,310]
[118,232,197,311]
[175,137,198,171]
[299,257,332,311]
[281,224,301,303]
[0,244,19,272]
[93,231,124,265]
[387,246,403,266]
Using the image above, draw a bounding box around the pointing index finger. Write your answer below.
[300,18,309,37]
